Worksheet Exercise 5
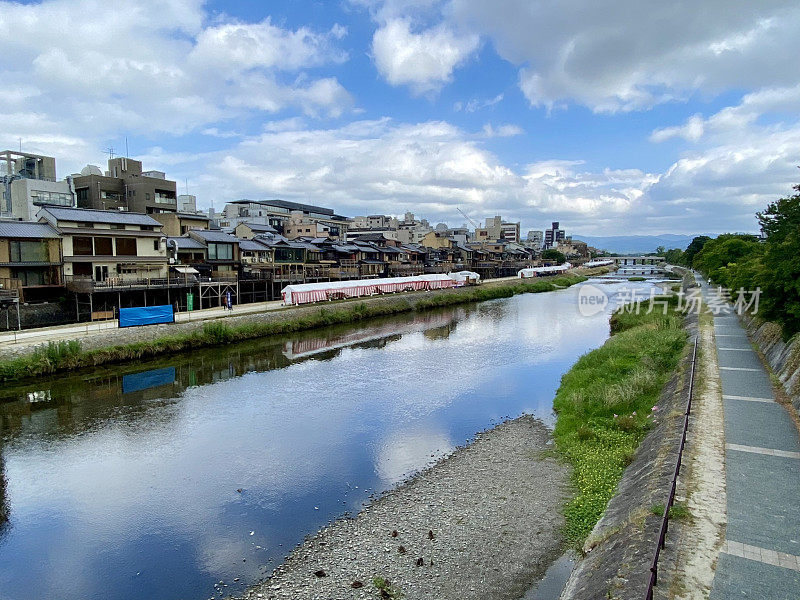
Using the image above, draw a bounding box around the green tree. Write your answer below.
[541,249,566,264]
[683,235,712,267]
[693,234,762,287]
[757,185,800,336]
[663,248,684,265]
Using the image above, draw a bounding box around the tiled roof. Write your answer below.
[189,229,240,243]
[0,220,61,239]
[167,236,206,249]
[39,207,163,226]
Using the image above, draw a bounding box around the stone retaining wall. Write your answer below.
[741,314,800,412]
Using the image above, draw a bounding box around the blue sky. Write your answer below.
[2,0,800,236]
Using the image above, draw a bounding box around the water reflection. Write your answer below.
[0,280,656,600]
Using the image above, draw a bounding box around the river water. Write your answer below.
[0,279,656,600]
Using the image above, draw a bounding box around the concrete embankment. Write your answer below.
[240,416,570,600]
[740,314,800,412]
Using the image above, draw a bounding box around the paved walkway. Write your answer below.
[698,276,800,599]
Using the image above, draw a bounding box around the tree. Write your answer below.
[541,249,566,264]
[663,248,684,265]
[683,236,712,267]
[757,184,800,337]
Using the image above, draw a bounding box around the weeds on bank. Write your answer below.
[554,296,687,546]
[650,502,692,521]
[372,576,403,599]
[0,275,588,383]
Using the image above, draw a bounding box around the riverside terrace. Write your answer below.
[0,212,585,329]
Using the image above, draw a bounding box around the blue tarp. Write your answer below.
[119,305,174,328]
[122,367,176,394]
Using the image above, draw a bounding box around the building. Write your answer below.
[1,151,76,220]
[187,229,240,276]
[177,194,197,213]
[544,221,566,249]
[352,215,396,229]
[526,230,544,249]
[72,157,178,214]
[475,215,520,243]
[233,222,279,239]
[220,199,349,240]
[0,221,63,301]
[37,207,168,286]
[151,212,210,237]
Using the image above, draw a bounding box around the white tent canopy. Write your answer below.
[518,263,572,278]
[281,274,459,305]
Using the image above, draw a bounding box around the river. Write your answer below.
[0,278,657,600]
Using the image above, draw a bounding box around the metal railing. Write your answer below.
[645,336,698,600]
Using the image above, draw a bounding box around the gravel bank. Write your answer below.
[240,415,571,600]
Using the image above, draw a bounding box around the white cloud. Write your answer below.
[189,19,347,71]
[650,114,706,143]
[454,93,504,113]
[0,0,353,170]
[372,19,479,94]
[448,0,800,113]
[481,123,523,138]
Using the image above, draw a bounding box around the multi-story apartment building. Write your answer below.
[1,151,76,220]
[475,215,520,243]
[37,207,168,285]
[544,221,566,249]
[526,230,544,249]
[72,157,178,214]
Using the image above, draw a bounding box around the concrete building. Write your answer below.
[72,157,178,214]
[178,194,197,213]
[220,199,349,240]
[544,221,566,249]
[526,230,544,249]
[0,221,63,301]
[37,207,168,286]
[475,215,520,243]
[1,151,76,220]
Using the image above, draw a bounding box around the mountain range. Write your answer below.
[572,234,713,255]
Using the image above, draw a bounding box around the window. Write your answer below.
[116,238,137,256]
[100,190,122,202]
[208,243,232,260]
[10,240,48,263]
[153,240,159,251]
[145,193,151,202]
[94,237,112,255]
[154,190,175,204]
[73,236,93,256]
[11,268,46,286]
[32,190,73,206]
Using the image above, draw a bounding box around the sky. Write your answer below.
[1,0,799,236]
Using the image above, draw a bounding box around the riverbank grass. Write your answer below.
[0,274,588,383]
[553,297,687,546]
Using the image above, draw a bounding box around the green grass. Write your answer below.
[553,295,688,546]
[650,502,692,521]
[627,276,647,281]
[0,274,587,383]
[372,576,403,599]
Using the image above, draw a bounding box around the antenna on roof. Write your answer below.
[185,178,189,195]
[18,138,22,152]
[125,137,129,158]
[105,146,115,160]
